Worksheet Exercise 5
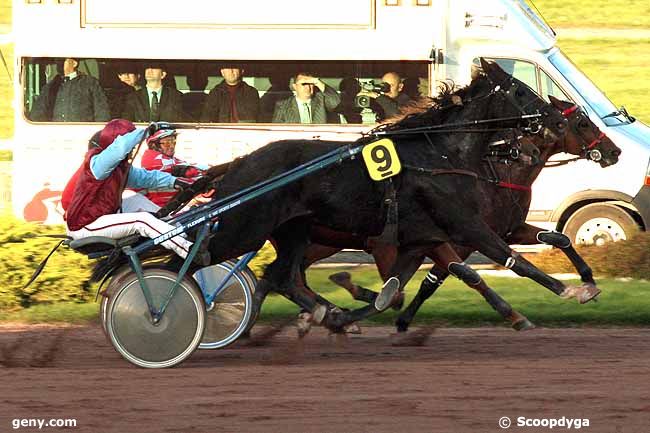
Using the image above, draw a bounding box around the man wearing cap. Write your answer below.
[200,66,260,123]
[140,128,208,207]
[30,57,110,122]
[122,62,187,122]
[64,119,208,264]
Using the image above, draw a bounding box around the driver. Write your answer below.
[64,119,209,264]
[140,128,208,207]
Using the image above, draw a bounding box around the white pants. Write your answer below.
[67,212,192,259]
[121,191,161,213]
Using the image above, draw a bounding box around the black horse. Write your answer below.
[320,96,621,331]
[159,59,575,331]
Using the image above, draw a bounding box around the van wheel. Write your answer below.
[563,203,639,246]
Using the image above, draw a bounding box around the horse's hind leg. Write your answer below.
[508,223,600,299]
[329,243,397,305]
[322,251,424,331]
[395,266,447,332]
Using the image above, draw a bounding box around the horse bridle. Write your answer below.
[560,104,607,162]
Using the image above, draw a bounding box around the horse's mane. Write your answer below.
[373,76,488,135]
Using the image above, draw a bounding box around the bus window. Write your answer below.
[22,58,429,125]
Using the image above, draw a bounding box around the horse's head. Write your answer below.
[549,96,621,167]
[480,59,568,143]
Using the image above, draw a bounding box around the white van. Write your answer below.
[10,0,650,244]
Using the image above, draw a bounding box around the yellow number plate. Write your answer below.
[362,138,402,181]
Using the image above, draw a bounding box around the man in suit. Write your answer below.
[30,58,110,122]
[272,72,340,124]
[122,62,187,122]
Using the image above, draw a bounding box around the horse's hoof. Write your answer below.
[560,285,581,301]
[374,277,400,312]
[579,284,601,304]
[512,319,536,331]
[390,326,434,347]
[296,312,313,338]
[395,318,410,333]
[344,322,362,334]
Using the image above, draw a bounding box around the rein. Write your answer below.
[371,113,541,138]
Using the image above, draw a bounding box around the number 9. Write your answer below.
[371,145,392,172]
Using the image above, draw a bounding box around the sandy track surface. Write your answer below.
[1,324,649,432]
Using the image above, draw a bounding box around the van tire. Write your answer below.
[563,203,639,246]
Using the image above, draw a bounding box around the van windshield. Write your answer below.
[549,51,628,126]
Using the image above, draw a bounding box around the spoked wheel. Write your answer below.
[105,268,205,368]
[193,261,255,349]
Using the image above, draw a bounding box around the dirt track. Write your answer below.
[1,324,649,433]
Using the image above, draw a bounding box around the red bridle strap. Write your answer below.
[496,181,532,192]
[587,132,606,149]
[561,105,579,117]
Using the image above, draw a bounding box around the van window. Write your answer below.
[22,58,429,125]
[540,69,569,101]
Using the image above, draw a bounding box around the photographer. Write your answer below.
[357,72,411,121]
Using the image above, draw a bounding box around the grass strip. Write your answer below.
[2,268,648,327]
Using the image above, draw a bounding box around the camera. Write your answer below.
[354,80,391,108]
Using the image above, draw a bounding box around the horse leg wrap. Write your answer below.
[448,262,481,286]
[481,288,513,318]
[537,230,571,249]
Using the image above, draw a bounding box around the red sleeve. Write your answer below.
[61,166,83,211]
[141,149,165,171]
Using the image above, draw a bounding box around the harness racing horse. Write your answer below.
[315,95,620,332]
[128,60,574,335]
[155,59,583,333]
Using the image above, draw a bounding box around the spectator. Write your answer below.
[30,58,110,122]
[108,63,142,118]
[64,119,208,264]
[122,62,186,122]
[200,66,259,123]
[140,128,208,207]
[358,71,411,120]
[272,72,341,124]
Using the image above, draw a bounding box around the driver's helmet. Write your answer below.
[146,129,178,150]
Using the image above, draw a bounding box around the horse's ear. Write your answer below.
[480,58,508,84]
[548,95,563,108]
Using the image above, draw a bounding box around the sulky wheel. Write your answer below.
[99,265,134,337]
[193,261,255,350]
[105,268,205,368]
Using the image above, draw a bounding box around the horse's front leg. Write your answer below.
[428,243,535,331]
[507,223,599,300]
[419,190,598,304]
